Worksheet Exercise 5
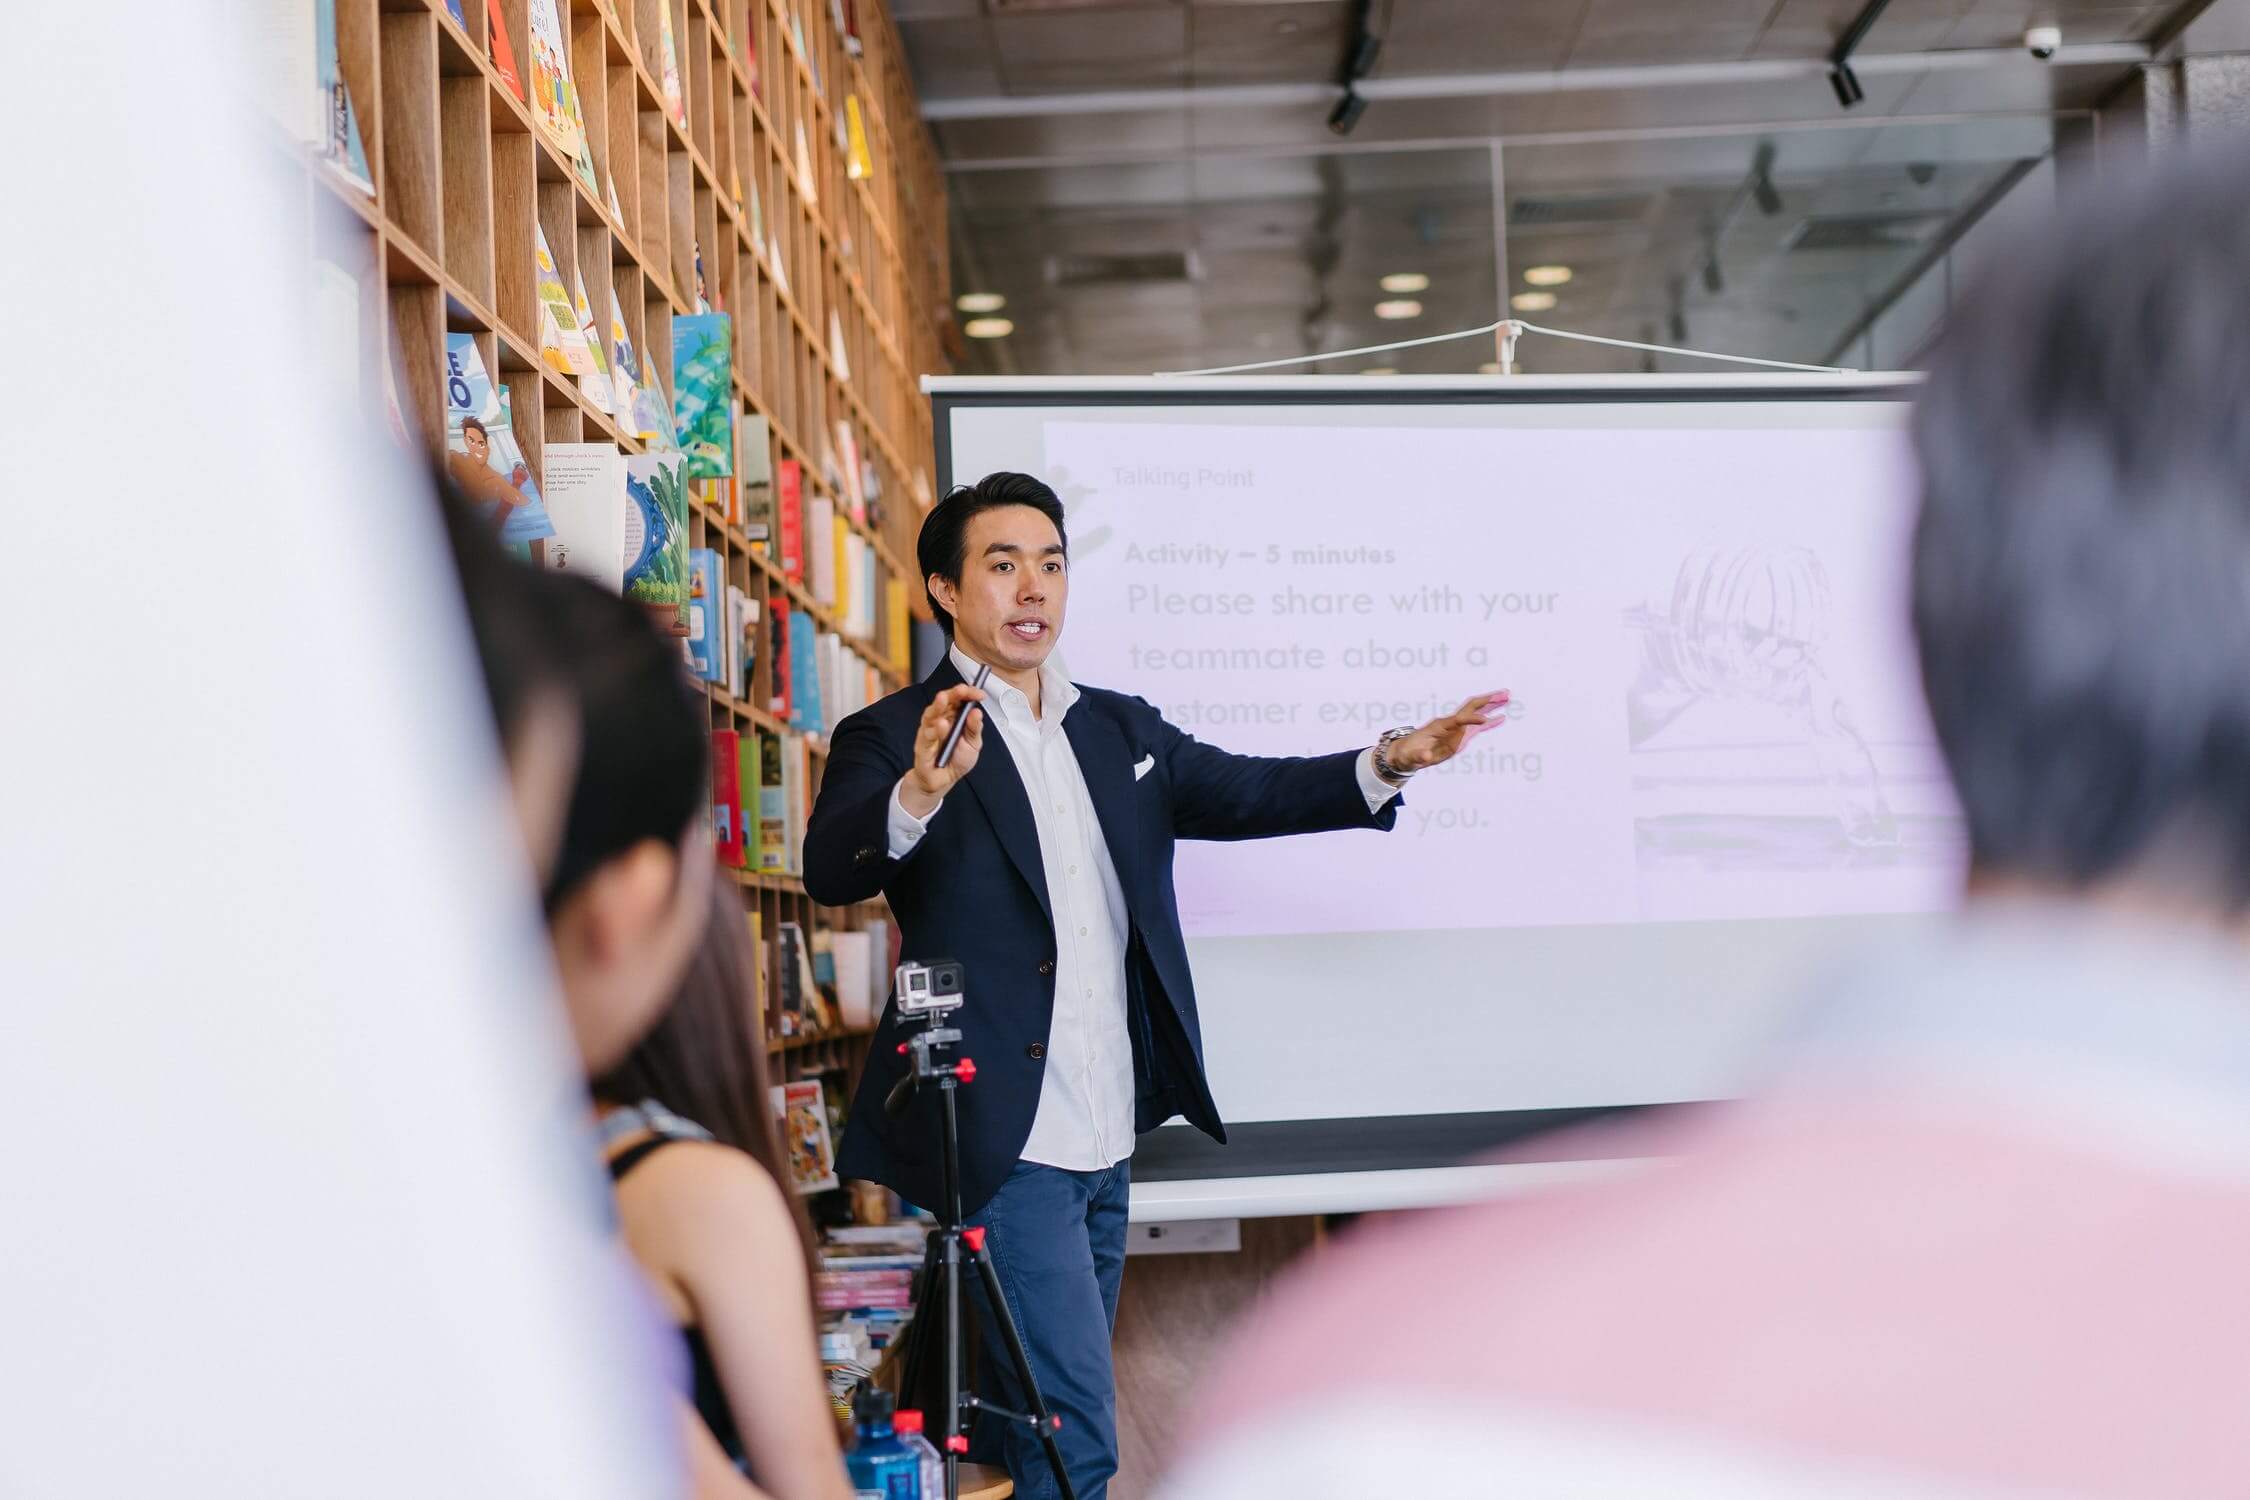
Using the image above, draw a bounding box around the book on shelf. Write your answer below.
[777,460,805,580]
[835,420,865,523]
[841,0,863,54]
[807,493,837,607]
[525,0,591,179]
[317,0,373,196]
[606,167,624,223]
[623,452,691,634]
[728,586,758,700]
[789,610,823,734]
[794,121,816,202]
[658,0,686,129]
[771,1078,839,1194]
[739,412,775,542]
[860,458,883,530]
[441,0,467,27]
[738,733,762,866]
[828,311,851,382]
[442,335,556,564]
[488,0,525,102]
[688,548,723,682]
[671,314,734,479]
[711,728,746,869]
[783,734,811,871]
[768,598,793,721]
[541,443,628,590]
[774,921,808,1034]
[833,525,853,635]
[886,578,910,668]
[605,287,644,416]
[756,733,789,874]
[534,225,596,376]
[844,94,873,180]
[570,263,617,412]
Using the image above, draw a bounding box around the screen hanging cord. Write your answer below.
[1153,318,1856,377]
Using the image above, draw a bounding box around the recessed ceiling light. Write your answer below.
[1362,366,1398,375]
[956,292,1006,314]
[964,317,1014,339]
[1373,299,1422,320]
[1380,272,1429,293]
[1477,361,1504,374]
[1510,291,1557,313]
[1522,265,1573,287]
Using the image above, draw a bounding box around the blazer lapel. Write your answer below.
[939,660,1052,926]
[1063,693,1141,902]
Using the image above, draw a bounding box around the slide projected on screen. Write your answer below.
[944,388,1960,1144]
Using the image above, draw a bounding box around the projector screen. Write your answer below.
[933,376,1960,1198]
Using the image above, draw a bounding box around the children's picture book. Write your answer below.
[828,310,851,382]
[757,733,789,873]
[671,314,735,479]
[659,0,686,128]
[622,452,691,633]
[540,442,627,589]
[711,728,746,867]
[535,225,595,375]
[443,334,555,564]
[525,0,589,172]
[739,412,775,540]
[488,0,525,102]
[317,0,373,195]
[633,364,679,452]
[570,263,615,411]
[777,458,805,580]
[688,547,723,681]
[844,93,873,180]
[606,287,640,393]
[441,0,467,28]
[794,121,817,202]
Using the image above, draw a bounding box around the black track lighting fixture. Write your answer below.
[1327,0,1386,136]
[1327,90,1368,135]
[1751,142,1783,216]
[1828,0,1894,109]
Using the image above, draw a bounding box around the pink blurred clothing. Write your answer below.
[1167,909,2250,1498]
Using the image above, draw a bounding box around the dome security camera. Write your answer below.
[2026,24,2061,59]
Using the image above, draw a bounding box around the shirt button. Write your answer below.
[1068,865,1078,876]
[1037,960,1054,976]
[1028,1043,1046,1061]
[1079,926,1089,936]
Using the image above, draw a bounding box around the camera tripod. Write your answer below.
[886,1001,1076,1500]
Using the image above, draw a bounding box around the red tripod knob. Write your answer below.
[946,1436,969,1455]
[963,1226,987,1252]
[955,1057,977,1084]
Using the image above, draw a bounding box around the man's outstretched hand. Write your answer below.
[1383,690,1511,776]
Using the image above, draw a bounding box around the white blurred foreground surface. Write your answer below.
[0,7,673,1496]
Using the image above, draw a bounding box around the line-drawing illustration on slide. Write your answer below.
[1625,546,1954,876]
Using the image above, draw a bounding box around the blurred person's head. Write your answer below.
[1913,155,2250,924]
[440,480,580,881]
[540,575,715,1076]
[920,471,1069,674]
[589,879,818,1280]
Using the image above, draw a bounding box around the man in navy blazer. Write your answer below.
[805,472,1505,1499]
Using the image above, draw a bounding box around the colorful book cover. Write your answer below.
[622,451,691,633]
[659,0,686,129]
[808,493,837,606]
[835,420,864,523]
[756,733,788,873]
[488,0,525,102]
[632,365,679,452]
[789,608,822,733]
[570,263,616,412]
[540,442,628,589]
[606,287,640,389]
[739,732,763,865]
[441,0,467,28]
[671,314,734,478]
[739,412,774,540]
[768,598,792,720]
[525,0,588,172]
[534,225,594,375]
[841,0,862,56]
[711,729,745,867]
[767,228,788,294]
[443,333,556,561]
[844,94,873,180]
[777,459,805,580]
[687,548,723,681]
[605,167,624,223]
[316,0,373,196]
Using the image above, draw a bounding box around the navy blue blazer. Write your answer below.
[803,656,1402,1217]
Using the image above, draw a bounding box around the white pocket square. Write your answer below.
[1133,754,1155,782]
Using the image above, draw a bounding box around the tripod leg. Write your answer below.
[968,1241,1078,1500]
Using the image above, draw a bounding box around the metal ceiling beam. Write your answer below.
[920,44,2152,121]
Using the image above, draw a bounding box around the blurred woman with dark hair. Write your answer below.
[594,882,855,1500]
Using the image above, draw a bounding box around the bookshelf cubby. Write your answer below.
[282,0,949,1096]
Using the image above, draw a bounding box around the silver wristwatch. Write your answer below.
[1373,726,1418,785]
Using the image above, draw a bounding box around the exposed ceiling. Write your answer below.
[898,0,2209,375]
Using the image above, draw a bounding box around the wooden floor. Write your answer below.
[1108,1216,1322,1500]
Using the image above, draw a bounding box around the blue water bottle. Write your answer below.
[847,1384,921,1499]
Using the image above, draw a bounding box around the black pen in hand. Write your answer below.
[935,662,992,769]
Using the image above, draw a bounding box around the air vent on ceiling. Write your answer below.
[1786,210,1948,252]
[1046,249,1198,288]
[1507,192,1656,227]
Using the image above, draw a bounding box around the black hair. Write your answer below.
[916,471,1068,637]
[1912,152,2250,907]
[435,466,567,743]
[541,573,712,911]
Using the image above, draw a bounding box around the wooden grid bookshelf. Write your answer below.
[280,0,948,1081]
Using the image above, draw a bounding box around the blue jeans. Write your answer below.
[965,1158,1131,1500]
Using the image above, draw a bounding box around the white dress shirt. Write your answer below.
[888,644,1403,1171]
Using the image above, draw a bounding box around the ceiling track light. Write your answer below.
[1327,89,1368,135]
[1827,0,1894,110]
